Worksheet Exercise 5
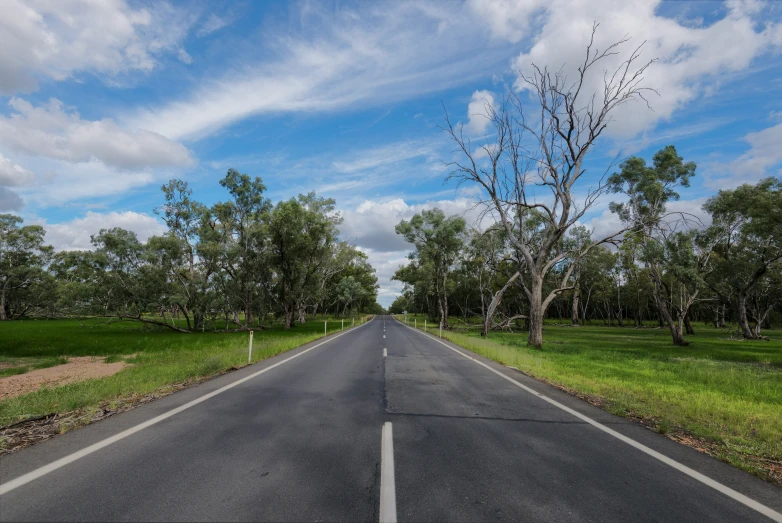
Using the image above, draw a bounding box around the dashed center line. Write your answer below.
[379,422,397,523]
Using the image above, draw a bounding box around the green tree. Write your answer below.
[395,209,466,329]
[0,215,53,320]
[211,169,271,327]
[703,178,782,339]
[268,193,340,329]
[336,276,367,316]
[156,179,211,329]
[608,145,696,345]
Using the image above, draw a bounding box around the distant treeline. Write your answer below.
[1,170,382,331]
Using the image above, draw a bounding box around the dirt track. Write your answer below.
[0,357,127,399]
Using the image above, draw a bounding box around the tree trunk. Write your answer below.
[684,313,695,335]
[571,286,580,326]
[440,272,449,329]
[737,292,757,339]
[283,303,294,330]
[527,279,544,348]
[245,291,253,327]
[650,265,688,346]
[0,285,6,321]
[178,304,192,331]
[483,271,520,336]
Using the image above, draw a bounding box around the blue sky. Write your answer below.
[1,0,782,306]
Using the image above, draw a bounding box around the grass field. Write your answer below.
[397,314,782,484]
[0,316,369,429]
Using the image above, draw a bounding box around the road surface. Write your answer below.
[1,316,780,522]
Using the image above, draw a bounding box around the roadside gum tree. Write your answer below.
[212,169,271,327]
[0,214,53,320]
[395,208,466,329]
[267,193,340,329]
[156,179,211,329]
[443,26,655,347]
[703,177,782,339]
[607,145,697,346]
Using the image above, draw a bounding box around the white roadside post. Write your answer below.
[324,321,327,336]
[424,320,426,332]
[352,318,355,327]
[248,330,254,364]
[439,322,442,338]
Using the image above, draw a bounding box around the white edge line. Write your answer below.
[0,317,375,496]
[394,317,782,523]
[379,421,397,523]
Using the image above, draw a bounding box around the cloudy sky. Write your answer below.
[2,0,782,306]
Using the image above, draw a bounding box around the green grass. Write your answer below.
[397,314,782,483]
[0,316,369,428]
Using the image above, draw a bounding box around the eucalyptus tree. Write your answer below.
[443,26,654,347]
[334,248,379,314]
[466,224,528,335]
[291,192,342,323]
[210,169,271,327]
[703,177,782,339]
[608,145,697,345]
[336,276,367,316]
[395,208,466,329]
[155,179,211,328]
[0,215,53,320]
[88,228,186,331]
[392,260,435,319]
[267,193,341,329]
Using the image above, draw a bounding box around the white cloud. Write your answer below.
[0,153,34,211]
[707,122,782,189]
[465,90,496,135]
[466,0,546,43]
[340,197,484,253]
[0,187,24,212]
[511,0,782,139]
[17,159,159,208]
[0,0,195,95]
[736,122,782,174]
[197,13,232,37]
[0,153,35,187]
[0,98,194,169]
[38,211,166,251]
[126,3,518,141]
[331,141,437,174]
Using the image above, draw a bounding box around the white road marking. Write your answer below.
[394,317,782,523]
[383,334,386,339]
[0,317,375,497]
[379,422,397,523]
[383,348,387,358]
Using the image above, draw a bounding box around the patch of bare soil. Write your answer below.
[0,357,127,400]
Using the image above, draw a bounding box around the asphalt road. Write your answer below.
[1,316,780,522]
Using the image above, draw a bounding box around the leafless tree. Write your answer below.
[443,24,656,347]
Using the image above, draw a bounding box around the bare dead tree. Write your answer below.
[443,24,656,347]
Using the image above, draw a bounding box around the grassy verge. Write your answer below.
[0,316,370,430]
[395,314,782,486]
